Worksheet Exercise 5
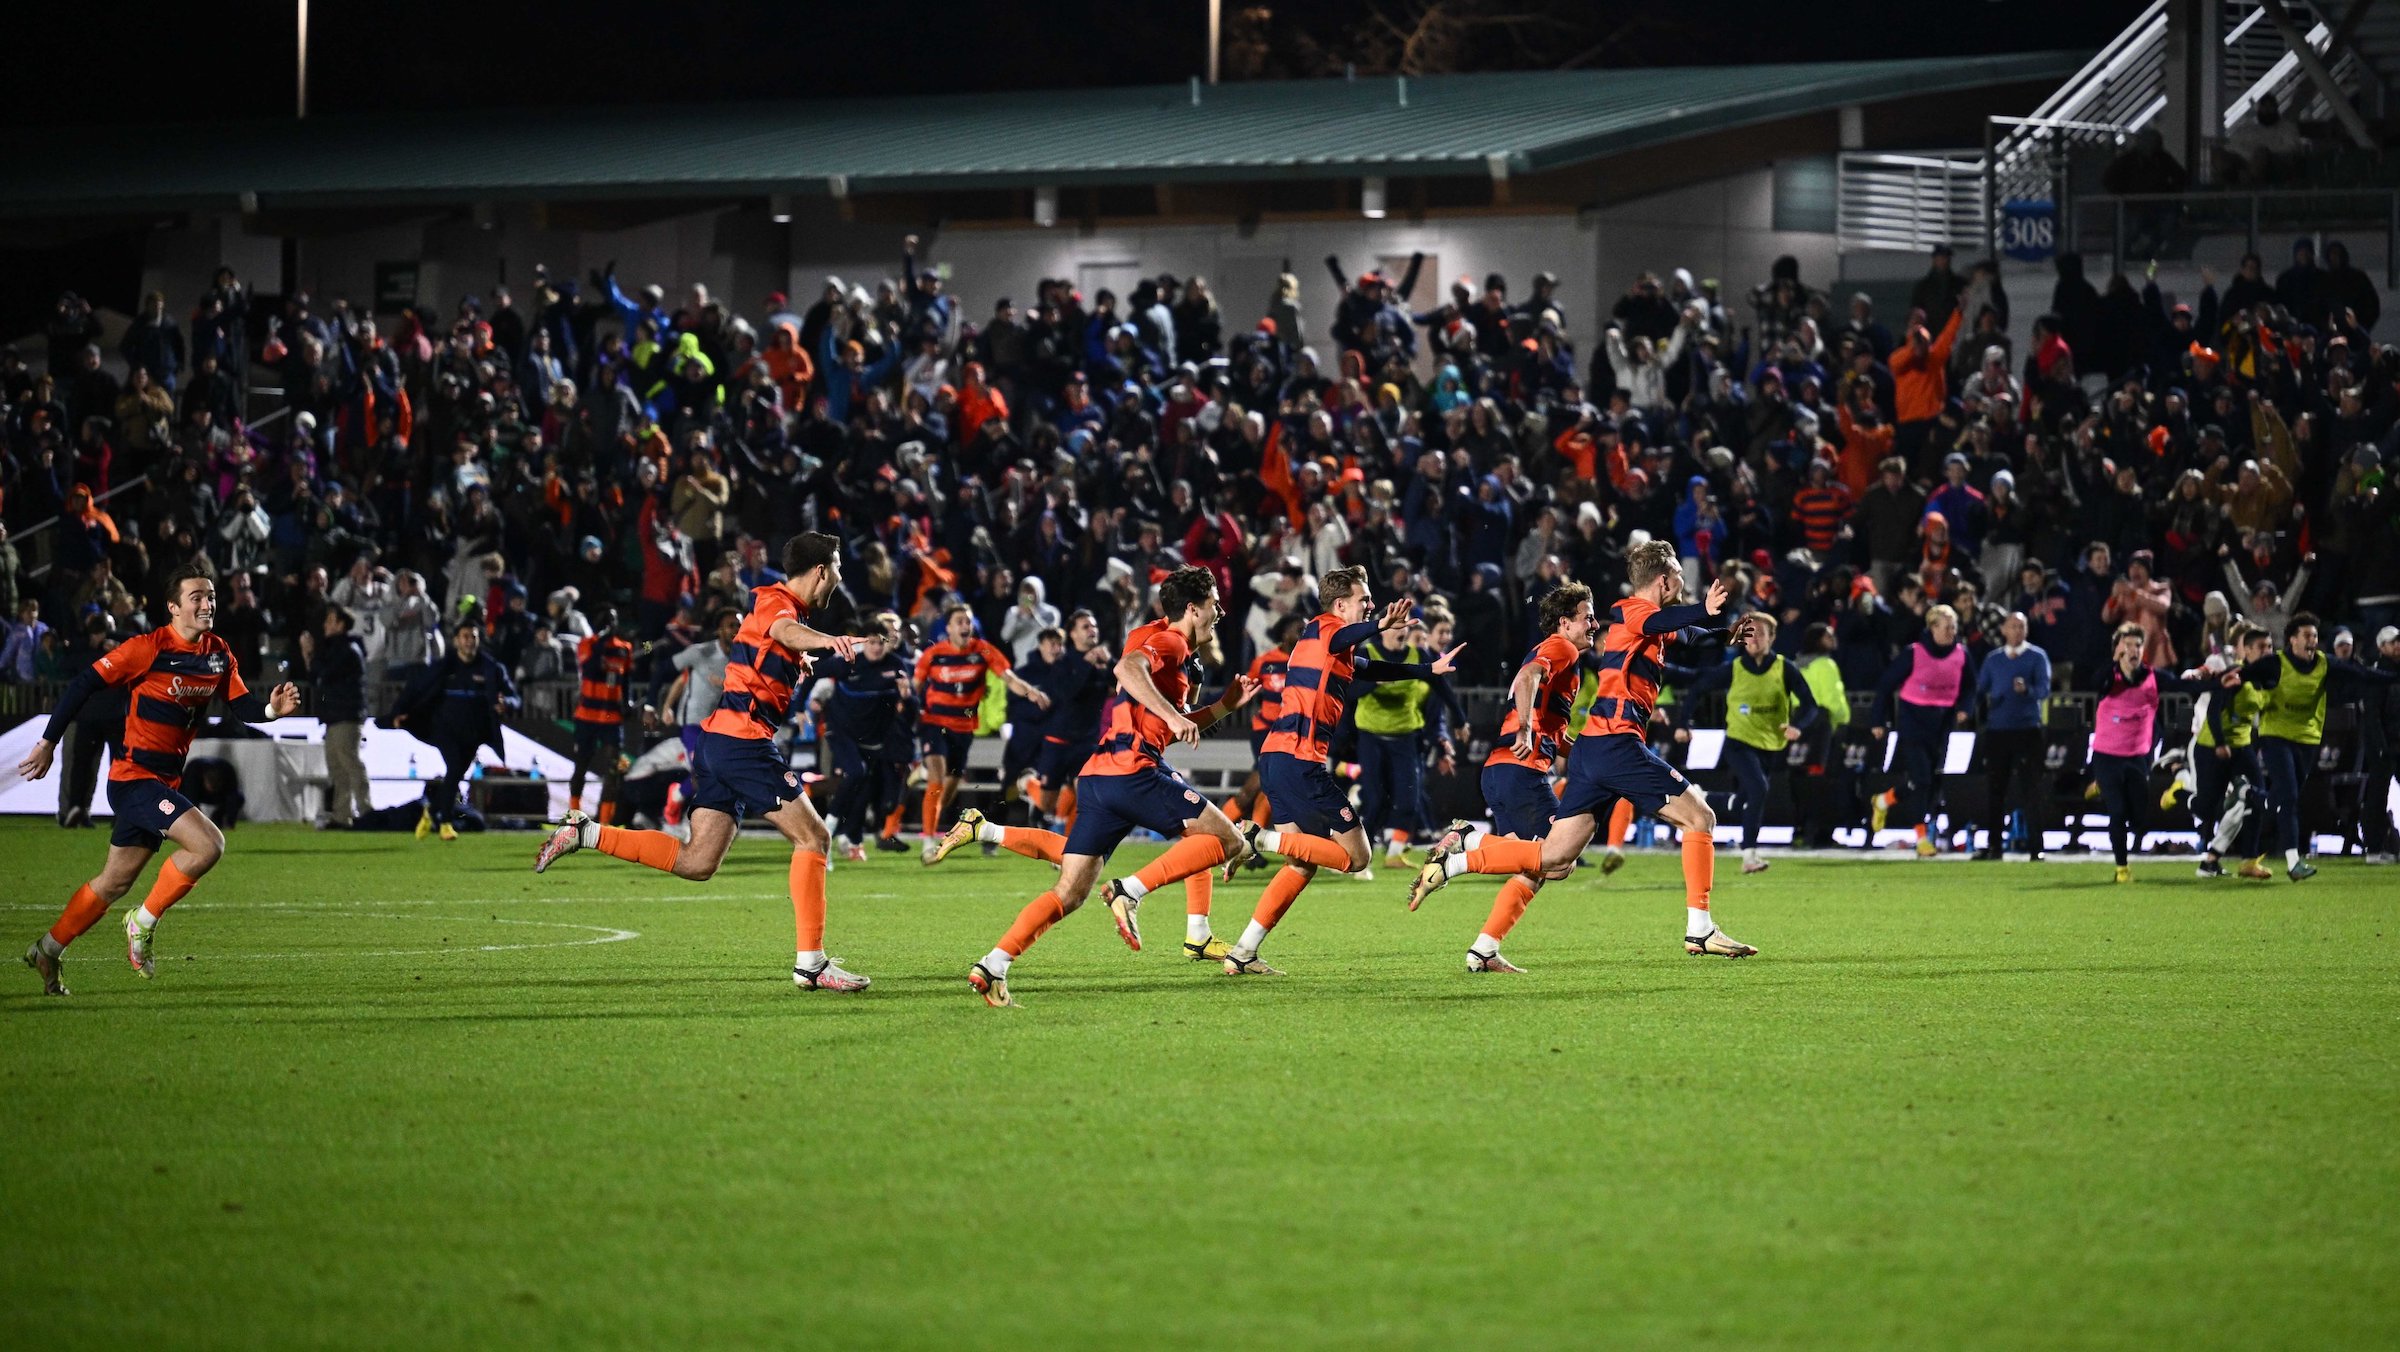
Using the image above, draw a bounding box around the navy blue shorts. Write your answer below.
[1257,751,1358,836]
[918,726,974,767]
[691,730,804,821]
[1480,762,1558,840]
[1036,737,1096,787]
[823,730,869,780]
[1248,727,1269,759]
[1063,765,1210,859]
[574,719,623,762]
[1558,732,1689,821]
[1003,728,1045,780]
[108,777,195,851]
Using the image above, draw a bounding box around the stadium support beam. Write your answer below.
[2258,0,2376,148]
[2163,0,2222,184]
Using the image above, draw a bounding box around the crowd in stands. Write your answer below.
[4,229,2400,753]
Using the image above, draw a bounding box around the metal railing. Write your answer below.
[17,473,152,583]
[2069,186,2400,287]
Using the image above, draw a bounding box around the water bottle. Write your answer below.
[469,762,483,781]
[529,764,544,782]
[407,753,419,780]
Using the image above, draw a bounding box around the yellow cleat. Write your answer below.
[1870,793,1890,835]
[1914,837,1937,858]
[1183,935,1233,962]
[927,809,983,865]
[968,962,1015,1008]
[2114,865,2133,884]
[2238,859,2273,881]
[1600,848,1626,876]
[438,822,458,842]
[414,805,433,840]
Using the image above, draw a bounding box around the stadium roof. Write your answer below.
[2,52,2082,216]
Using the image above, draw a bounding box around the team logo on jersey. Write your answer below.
[206,653,227,674]
[1183,789,1201,804]
[1339,807,1355,823]
[784,771,800,788]
[158,798,176,815]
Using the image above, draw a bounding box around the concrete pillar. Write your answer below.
[2162,0,2223,184]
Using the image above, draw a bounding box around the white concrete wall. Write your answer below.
[1590,166,1841,309]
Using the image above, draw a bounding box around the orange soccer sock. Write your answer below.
[790,849,828,954]
[1250,794,1274,826]
[46,884,110,947]
[1682,829,1716,908]
[1265,830,1354,871]
[1055,784,1079,832]
[999,826,1064,863]
[1251,865,1311,930]
[1184,871,1213,917]
[596,800,618,825]
[1607,799,1635,849]
[880,802,907,839]
[1132,834,1228,894]
[1220,795,1241,818]
[921,784,946,838]
[568,794,584,812]
[1464,837,1543,876]
[140,859,199,921]
[999,891,1068,957]
[597,824,682,873]
[1482,875,1537,942]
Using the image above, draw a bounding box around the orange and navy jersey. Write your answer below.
[1081,620,1193,777]
[573,634,636,725]
[1246,645,1291,733]
[1486,634,1588,774]
[93,627,249,788]
[1583,595,1717,738]
[914,637,1010,734]
[1260,612,1379,764]
[701,585,814,740]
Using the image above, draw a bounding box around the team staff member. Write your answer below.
[1353,613,1463,876]
[1971,611,2051,861]
[1674,612,1818,874]
[18,564,301,994]
[2234,611,2399,880]
[1868,603,1978,856]
[914,604,1047,860]
[812,625,912,861]
[389,616,521,842]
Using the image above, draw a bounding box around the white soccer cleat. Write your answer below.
[1466,949,1525,974]
[124,912,154,979]
[1222,821,1263,883]
[1684,928,1758,958]
[1740,852,1770,875]
[534,811,596,873]
[23,942,67,996]
[968,962,1014,1007]
[1221,950,1283,977]
[794,957,871,991]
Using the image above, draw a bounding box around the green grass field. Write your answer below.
[2,821,2394,1349]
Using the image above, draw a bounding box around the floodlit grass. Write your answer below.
[1,822,2394,1349]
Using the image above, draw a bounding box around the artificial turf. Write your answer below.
[0,821,2393,1350]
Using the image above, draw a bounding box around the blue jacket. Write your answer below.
[816,324,900,425]
[1974,643,2052,731]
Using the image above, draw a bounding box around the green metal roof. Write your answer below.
[1,52,2081,215]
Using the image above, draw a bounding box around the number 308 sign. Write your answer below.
[2000,200,2057,263]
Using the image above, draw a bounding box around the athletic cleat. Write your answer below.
[1406,851,1454,912]
[1914,837,1937,858]
[1103,879,1143,951]
[1684,928,1758,958]
[1466,949,1526,973]
[1600,848,1627,876]
[2195,858,2226,878]
[1352,867,1375,883]
[534,810,593,873]
[1222,951,1283,976]
[124,912,154,979]
[2114,865,2133,884]
[414,805,433,840]
[1741,854,1770,875]
[1429,818,1470,857]
[981,841,999,858]
[1183,935,1233,962]
[2288,860,2318,882]
[968,962,1014,1007]
[919,838,942,865]
[24,943,67,995]
[794,957,871,991]
[842,843,867,863]
[1870,793,1890,835]
[438,822,458,842]
[926,809,983,865]
[2238,860,2273,880]
[875,834,909,853]
[1222,821,1263,883]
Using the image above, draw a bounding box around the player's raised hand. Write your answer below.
[1430,643,1466,675]
[1166,710,1201,746]
[16,737,56,782]
[267,682,303,718]
[1704,577,1732,616]
[1377,597,1414,633]
[1221,675,1264,711]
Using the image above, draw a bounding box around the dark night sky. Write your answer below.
[11,0,2144,128]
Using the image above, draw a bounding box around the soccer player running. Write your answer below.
[2192,623,2274,879]
[1672,611,1818,875]
[1866,603,1977,856]
[2086,623,2218,883]
[914,603,1047,861]
[1223,614,1302,836]
[1409,540,1758,959]
[2233,611,2398,881]
[967,567,1260,1007]
[1427,582,1599,973]
[567,606,641,823]
[17,564,301,994]
[1158,566,1463,976]
[811,624,912,861]
[535,532,876,990]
